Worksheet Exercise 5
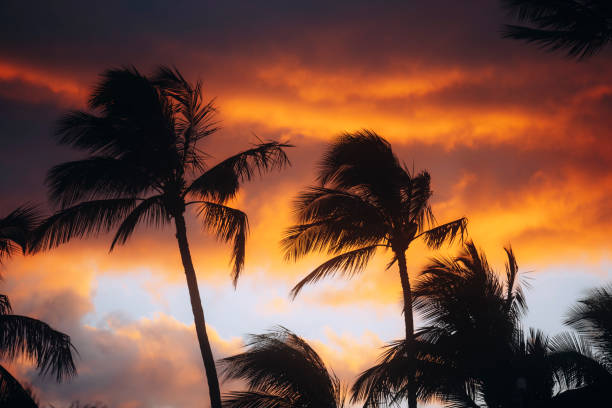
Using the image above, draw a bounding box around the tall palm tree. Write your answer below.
[219,327,347,408]
[31,66,291,408]
[282,131,466,408]
[353,242,597,408]
[0,207,76,408]
[502,0,612,59]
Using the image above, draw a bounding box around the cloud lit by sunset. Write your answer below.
[1,1,611,407]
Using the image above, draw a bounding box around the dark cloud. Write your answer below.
[0,95,70,209]
[0,0,564,78]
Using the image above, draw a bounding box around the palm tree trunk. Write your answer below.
[174,212,222,408]
[396,250,417,408]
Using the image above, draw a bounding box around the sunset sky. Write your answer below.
[1,1,612,407]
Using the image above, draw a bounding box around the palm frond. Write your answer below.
[222,391,292,408]
[403,170,434,231]
[318,130,399,188]
[351,337,464,408]
[503,245,529,320]
[191,140,290,198]
[548,331,612,390]
[153,66,219,171]
[89,66,159,114]
[188,141,292,202]
[292,187,384,225]
[30,198,139,252]
[47,157,152,208]
[0,364,39,408]
[186,164,240,203]
[502,0,575,21]
[219,327,341,408]
[110,195,169,251]
[282,187,387,262]
[0,314,76,381]
[289,245,380,299]
[504,25,609,58]
[502,0,612,59]
[418,217,467,250]
[197,202,249,285]
[565,284,612,363]
[351,340,411,407]
[0,205,41,260]
[54,111,120,155]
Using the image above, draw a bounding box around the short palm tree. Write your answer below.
[219,327,347,408]
[0,207,76,407]
[282,131,466,408]
[353,242,598,408]
[31,66,291,408]
[502,0,612,59]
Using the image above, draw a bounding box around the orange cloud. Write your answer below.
[0,60,86,105]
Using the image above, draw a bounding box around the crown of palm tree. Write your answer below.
[219,327,346,408]
[32,66,290,282]
[282,130,467,298]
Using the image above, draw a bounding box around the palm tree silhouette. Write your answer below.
[502,0,612,59]
[31,66,291,408]
[219,327,347,408]
[548,284,612,406]
[282,130,466,408]
[353,242,596,407]
[0,207,76,407]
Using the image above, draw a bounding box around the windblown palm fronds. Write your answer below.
[219,327,346,408]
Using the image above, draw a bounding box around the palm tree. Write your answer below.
[549,284,612,406]
[219,327,347,408]
[353,242,526,407]
[31,66,291,408]
[353,242,598,408]
[0,207,77,408]
[502,0,612,59]
[282,130,467,408]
